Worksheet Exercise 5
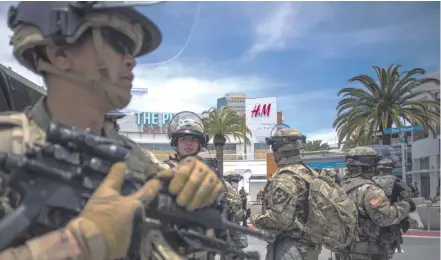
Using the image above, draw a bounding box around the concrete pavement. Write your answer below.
[244,236,440,260]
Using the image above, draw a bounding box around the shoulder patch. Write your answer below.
[369,191,385,206]
[272,188,289,204]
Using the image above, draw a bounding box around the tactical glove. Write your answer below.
[162,156,226,211]
[67,163,161,259]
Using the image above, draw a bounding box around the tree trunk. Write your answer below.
[214,135,226,176]
[243,142,247,160]
[379,122,393,145]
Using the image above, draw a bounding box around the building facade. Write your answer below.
[118,96,280,161]
[216,93,247,116]
[408,71,440,198]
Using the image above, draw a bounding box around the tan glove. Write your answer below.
[67,162,161,260]
[164,156,226,211]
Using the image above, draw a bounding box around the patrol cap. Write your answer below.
[8,1,162,72]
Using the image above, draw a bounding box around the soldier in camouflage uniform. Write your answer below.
[0,2,225,259]
[319,168,341,184]
[252,125,322,260]
[256,189,264,204]
[371,145,418,259]
[341,146,416,260]
[223,170,248,256]
[104,109,126,132]
[164,111,209,168]
[164,112,248,259]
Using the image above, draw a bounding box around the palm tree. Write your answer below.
[201,107,252,175]
[333,65,440,146]
[304,140,331,151]
[341,125,376,149]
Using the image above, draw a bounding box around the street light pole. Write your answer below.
[401,132,407,184]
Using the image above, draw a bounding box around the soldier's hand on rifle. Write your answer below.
[67,162,161,260]
[160,156,226,211]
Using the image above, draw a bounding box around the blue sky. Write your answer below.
[129,1,440,143]
[0,1,439,144]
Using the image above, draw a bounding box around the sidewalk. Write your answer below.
[406,212,440,237]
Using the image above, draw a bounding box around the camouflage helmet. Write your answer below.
[168,111,208,147]
[346,146,379,167]
[368,145,399,170]
[223,170,243,183]
[8,2,161,73]
[7,2,162,109]
[265,124,306,152]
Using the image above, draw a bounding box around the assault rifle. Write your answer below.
[0,121,274,258]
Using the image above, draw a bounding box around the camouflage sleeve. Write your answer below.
[363,185,411,227]
[252,173,302,231]
[0,229,84,260]
[119,134,170,179]
[225,182,244,221]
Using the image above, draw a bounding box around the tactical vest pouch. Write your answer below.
[278,164,358,252]
[0,112,41,154]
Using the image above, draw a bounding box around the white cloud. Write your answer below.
[306,128,338,146]
[246,2,332,58]
[127,62,267,113]
[0,6,267,114]
[247,3,296,57]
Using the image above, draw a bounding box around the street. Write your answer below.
[244,236,440,260]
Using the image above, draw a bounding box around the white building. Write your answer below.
[118,96,279,153]
[408,70,440,198]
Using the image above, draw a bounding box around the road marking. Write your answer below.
[403,235,440,239]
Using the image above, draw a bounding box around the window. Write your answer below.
[249,175,267,180]
[206,144,236,150]
[413,130,429,141]
[254,143,270,150]
[419,157,430,170]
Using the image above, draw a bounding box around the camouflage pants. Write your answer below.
[350,252,389,260]
[350,241,389,260]
[265,237,321,260]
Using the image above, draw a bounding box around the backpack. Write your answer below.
[277,164,358,252]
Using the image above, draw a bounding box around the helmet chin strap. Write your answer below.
[35,28,132,109]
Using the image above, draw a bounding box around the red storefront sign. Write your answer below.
[251,104,271,117]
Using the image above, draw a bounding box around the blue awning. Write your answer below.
[306,161,346,169]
